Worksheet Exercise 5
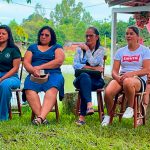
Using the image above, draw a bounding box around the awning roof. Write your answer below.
[105,0,150,7]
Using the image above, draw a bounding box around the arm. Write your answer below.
[79,44,104,66]
[24,50,37,74]
[24,48,65,77]
[86,48,104,67]
[73,48,86,69]
[83,65,104,72]
[112,60,122,84]
[0,58,21,82]
[34,48,65,70]
[120,59,150,81]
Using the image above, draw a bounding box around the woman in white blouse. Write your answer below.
[73,27,105,125]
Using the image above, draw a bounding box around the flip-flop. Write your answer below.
[137,118,143,126]
[86,107,94,115]
[75,120,86,126]
[32,117,44,126]
[42,119,50,125]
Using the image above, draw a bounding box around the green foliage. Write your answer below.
[105,48,111,65]
[64,50,75,65]
[50,0,93,26]
[128,17,136,26]
[9,20,28,42]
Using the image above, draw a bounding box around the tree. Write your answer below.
[49,0,93,44]
[50,0,93,26]
[35,3,46,17]
[9,20,28,42]
[21,3,52,43]
[128,17,136,26]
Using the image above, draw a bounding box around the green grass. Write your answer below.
[1,106,150,149]
[63,73,75,93]
[64,50,75,65]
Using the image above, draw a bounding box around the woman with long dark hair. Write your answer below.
[73,27,105,125]
[0,25,21,121]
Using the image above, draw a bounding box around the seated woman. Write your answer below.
[0,25,21,121]
[73,27,105,125]
[102,26,150,126]
[23,26,65,125]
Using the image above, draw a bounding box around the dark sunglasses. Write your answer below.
[85,34,95,38]
[40,33,50,37]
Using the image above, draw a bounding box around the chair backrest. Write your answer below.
[103,55,107,77]
[18,57,24,88]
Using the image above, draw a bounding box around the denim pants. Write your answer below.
[73,73,105,116]
[0,72,20,121]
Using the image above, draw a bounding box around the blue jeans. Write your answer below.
[73,73,105,116]
[0,72,20,121]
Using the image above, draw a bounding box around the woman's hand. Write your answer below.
[147,73,150,84]
[0,78,3,82]
[120,72,135,82]
[79,44,89,51]
[93,66,104,72]
[32,66,40,77]
[115,75,123,85]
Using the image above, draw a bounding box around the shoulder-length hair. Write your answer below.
[37,26,57,46]
[0,25,17,48]
[87,26,100,50]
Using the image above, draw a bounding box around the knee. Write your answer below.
[104,87,114,98]
[79,73,90,79]
[0,82,10,90]
[123,78,133,89]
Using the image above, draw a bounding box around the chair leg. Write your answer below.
[142,103,146,125]
[119,94,125,122]
[76,92,80,116]
[110,95,119,124]
[134,96,138,128]
[16,91,22,116]
[109,103,117,124]
[55,100,59,122]
[9,103,12,120]
[31,111,35,121]
[97,91,104,122]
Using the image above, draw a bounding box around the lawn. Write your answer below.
[1,105,150,150]
[1,72,150,149]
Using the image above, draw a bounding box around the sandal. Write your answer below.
[86,107,94,115]
[137,119,143,126]
[42,119,50,125]
[32,117,44,126]
[75,120,86,126]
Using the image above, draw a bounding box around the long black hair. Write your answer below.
[37,26,57,46]
[87,27,100,50]
[0,25,18,48]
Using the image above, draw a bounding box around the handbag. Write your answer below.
[75,69,102,78]
[30,74,49,84]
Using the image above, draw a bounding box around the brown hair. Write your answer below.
[127,26,139,36]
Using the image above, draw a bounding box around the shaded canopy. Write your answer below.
[105,0,150,7]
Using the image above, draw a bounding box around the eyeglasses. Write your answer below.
[40,33,50,37]
[85,34,95,38]
[0,32,8,36]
